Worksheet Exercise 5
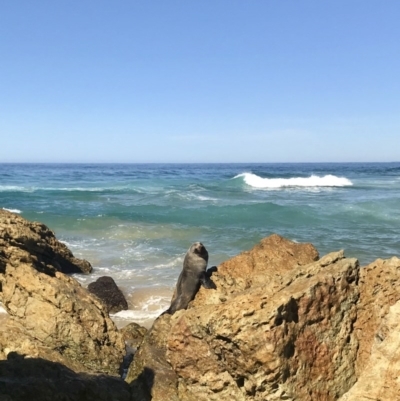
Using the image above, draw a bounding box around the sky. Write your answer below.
[1,1,399,163]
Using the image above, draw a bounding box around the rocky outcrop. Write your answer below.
[0,258,125,374]
[338,257,400,401]
[2,210,400,400]
[0,210,125,376]
[339,300,400,401]
[127,235,400,401]
[127,235,357,400]
[192,234,319,308]
[0,209,92,274]
[353,257,400,376]
[88,276,129,314]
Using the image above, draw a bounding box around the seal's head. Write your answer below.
[190,242,209,262]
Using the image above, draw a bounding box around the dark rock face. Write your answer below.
[0,352,132,401]
[88,276,129,314]
[0,209,92,274]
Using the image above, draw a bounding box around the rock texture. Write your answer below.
[339,257,400,401]
[0,209,92,274]
[88,276,129,314]
[0,209,125,376]
[127,235,400,401]
[2,210,400,401]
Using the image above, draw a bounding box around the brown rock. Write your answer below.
[126,315,180,401]
[339,299,400,401]
[192,234,319,308]
[353,256,400,376]
[3,210,400,400]
[0,209,92,274]
[338,257,400,401]
[167,255,359,401]
[0,210,125,375]
[0,254,125,374]
[126,235,358,401]
[120,322,148,352]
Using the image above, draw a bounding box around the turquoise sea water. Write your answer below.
[1,163,399,326]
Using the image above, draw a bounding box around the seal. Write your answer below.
[165,242,215,315]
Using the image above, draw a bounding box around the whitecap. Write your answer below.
[2,208,22,214]
[234,173,353,189]
[0,185,32,192]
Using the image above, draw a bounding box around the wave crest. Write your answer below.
[234,173,353,189]
[2,208,22,214]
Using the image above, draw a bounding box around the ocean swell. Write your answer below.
[235,173,353,189]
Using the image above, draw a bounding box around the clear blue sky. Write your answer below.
[1,1,399,163]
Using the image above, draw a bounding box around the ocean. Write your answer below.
[1,163,399,327]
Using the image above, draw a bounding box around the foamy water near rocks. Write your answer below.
[1,209,400,400]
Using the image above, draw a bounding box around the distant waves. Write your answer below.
[234,173,353,189]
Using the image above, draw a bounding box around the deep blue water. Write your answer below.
[1,163,399,326]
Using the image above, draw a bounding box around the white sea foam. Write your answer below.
[171,191,218,202]
[153,256,184,269]
[2,208,22,214]
[196,195,218,201]
[235,173,353,189]
[0,185,32,192]
[0,185,133,193]
[111,293,171,328]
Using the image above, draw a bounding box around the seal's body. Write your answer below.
[166,242,215,315]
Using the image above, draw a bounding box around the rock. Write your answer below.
[126,236,358,401]
[191,234,319,308]
[127,236,400,401]
[0,210,125,376]
[2,210,400,400]
[88,276,129,314]
[126,315,180,401]
[352,256,400,376]
[0,209,92,274]
[120,322,148,352]
[168,256,359,401]
[0,252,125,375]
[339,300,400,401]
[119,323,148,379]
[338,257,400,401]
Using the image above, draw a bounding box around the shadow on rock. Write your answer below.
[129,367,155,401]
[0,352,133,401]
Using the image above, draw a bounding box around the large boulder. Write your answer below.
[127,235,400,401]
[192,233,319,308]
[0,209,92,274]
[127,235,360,400]
[0,210,125,376]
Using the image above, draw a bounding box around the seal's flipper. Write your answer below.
[200,271,216,289]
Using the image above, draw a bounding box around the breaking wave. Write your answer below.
[235,173,353,189]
